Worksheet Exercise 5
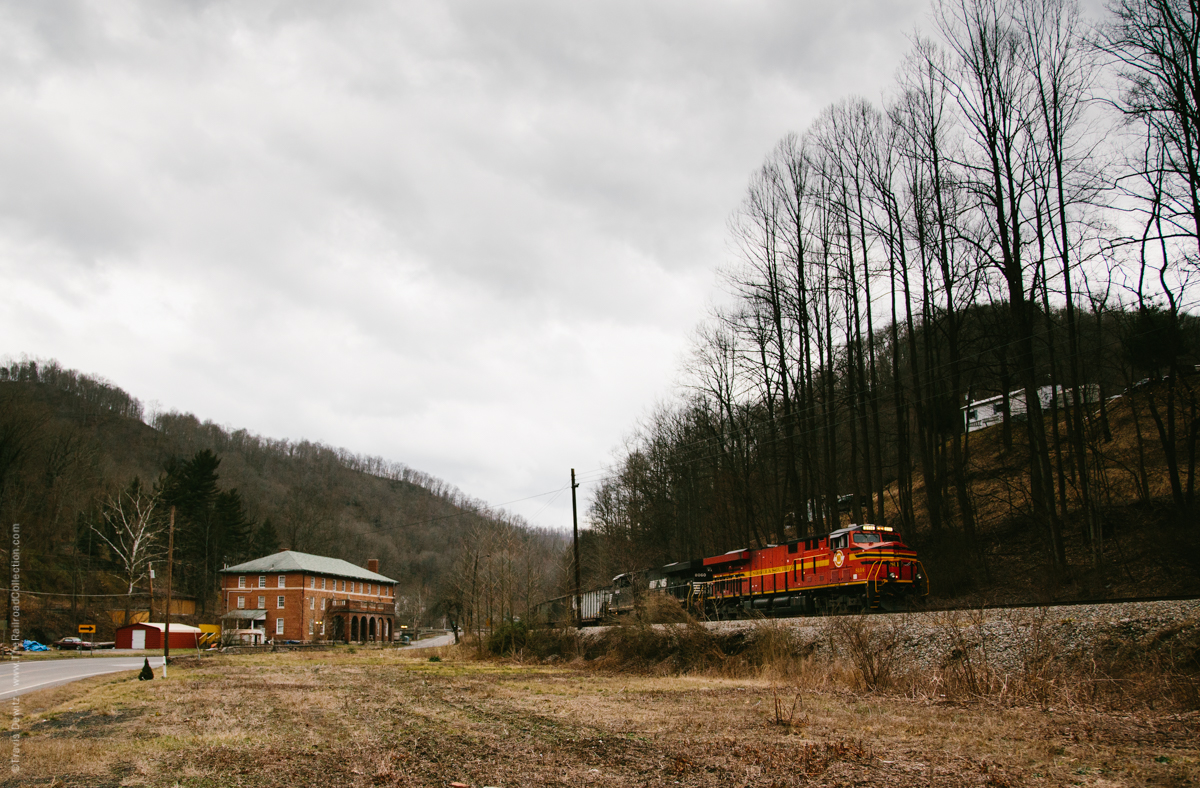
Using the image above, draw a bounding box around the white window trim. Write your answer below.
[237,596,245,609]
[278,575,286,588]
[258,596,265,609]
[258,575,266,588]
[238,576,246,589]
[277,595,285,609]
[275,618,285,635]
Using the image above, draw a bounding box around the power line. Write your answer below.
[0,588,139,598]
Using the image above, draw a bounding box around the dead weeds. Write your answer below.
[1,649,1196,787]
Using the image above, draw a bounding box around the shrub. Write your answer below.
[487,621,529,656]
[825,613,903,692]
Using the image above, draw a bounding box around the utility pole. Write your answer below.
[571,469,581,629]
[148,562,154,622]
[163,506,174,678]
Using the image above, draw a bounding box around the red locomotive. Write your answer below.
[538,523,928,625]
[688,523,928,617]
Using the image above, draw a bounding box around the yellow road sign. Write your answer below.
[78,624,96,634]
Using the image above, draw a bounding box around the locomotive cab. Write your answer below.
[837,524,928,604]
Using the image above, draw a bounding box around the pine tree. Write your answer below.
[251,519,280,557]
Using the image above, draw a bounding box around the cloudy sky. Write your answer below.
[2,0,929,530]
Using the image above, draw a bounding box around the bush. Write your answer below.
[825,614,903,691]
[487,621,530,656]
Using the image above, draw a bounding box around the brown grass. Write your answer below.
[4,636,1196,787]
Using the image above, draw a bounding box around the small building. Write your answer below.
[115,622,204,650]
[962,384,1100,433]
[219,550,398,644]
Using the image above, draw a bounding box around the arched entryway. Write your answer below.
[350,616,359,641]
[369,618,377,641]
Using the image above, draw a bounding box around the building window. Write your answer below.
[309,620,314,634]
[278,575,286,588]
[309,577,314,588]
[258,596,265,609]
[276,618,284,635]
[310,597,315,610]
[238,576,246,589]
[321,578,326,590]
[321,621,325,635]
[237,596,245,609]
[259,575,266,588]
[277,595,285,609]
[320,598,325,610]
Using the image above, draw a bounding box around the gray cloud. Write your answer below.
[0,0,925,527]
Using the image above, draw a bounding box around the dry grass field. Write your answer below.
[3,643,1197,788]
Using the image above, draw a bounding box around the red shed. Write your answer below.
[115,622,203,650]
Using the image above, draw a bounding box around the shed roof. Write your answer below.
[221,609,267,620]
[116,622,203,633]
[220,550,396,584]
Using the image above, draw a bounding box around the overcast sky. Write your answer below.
[2,0,930,530]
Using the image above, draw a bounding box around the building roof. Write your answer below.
[221,609,268,620]
[116,622,204,633]
[220,550,397,584]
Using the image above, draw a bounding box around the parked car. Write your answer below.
[52,637,115,650]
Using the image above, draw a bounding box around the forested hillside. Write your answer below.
[0,358,564,642]
[583,0,1200,603]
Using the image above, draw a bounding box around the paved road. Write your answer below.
[403,633,455,649]
[0,656,165,700]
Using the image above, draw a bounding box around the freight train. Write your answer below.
[536,523,928,626]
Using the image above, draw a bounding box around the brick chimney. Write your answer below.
[367,558,379,574]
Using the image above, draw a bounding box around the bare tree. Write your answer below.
[91,477,164,625]
[1102,0,1200,261]
[1102,0,1200,520]
[935,0,1068,572]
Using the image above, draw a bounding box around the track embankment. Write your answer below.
[701,598,1200,675]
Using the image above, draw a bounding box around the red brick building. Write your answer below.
[219,550,397,643]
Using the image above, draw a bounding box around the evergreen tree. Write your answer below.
[158,449,254,611]
[214,488,253,563]
[251,518,280,557]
